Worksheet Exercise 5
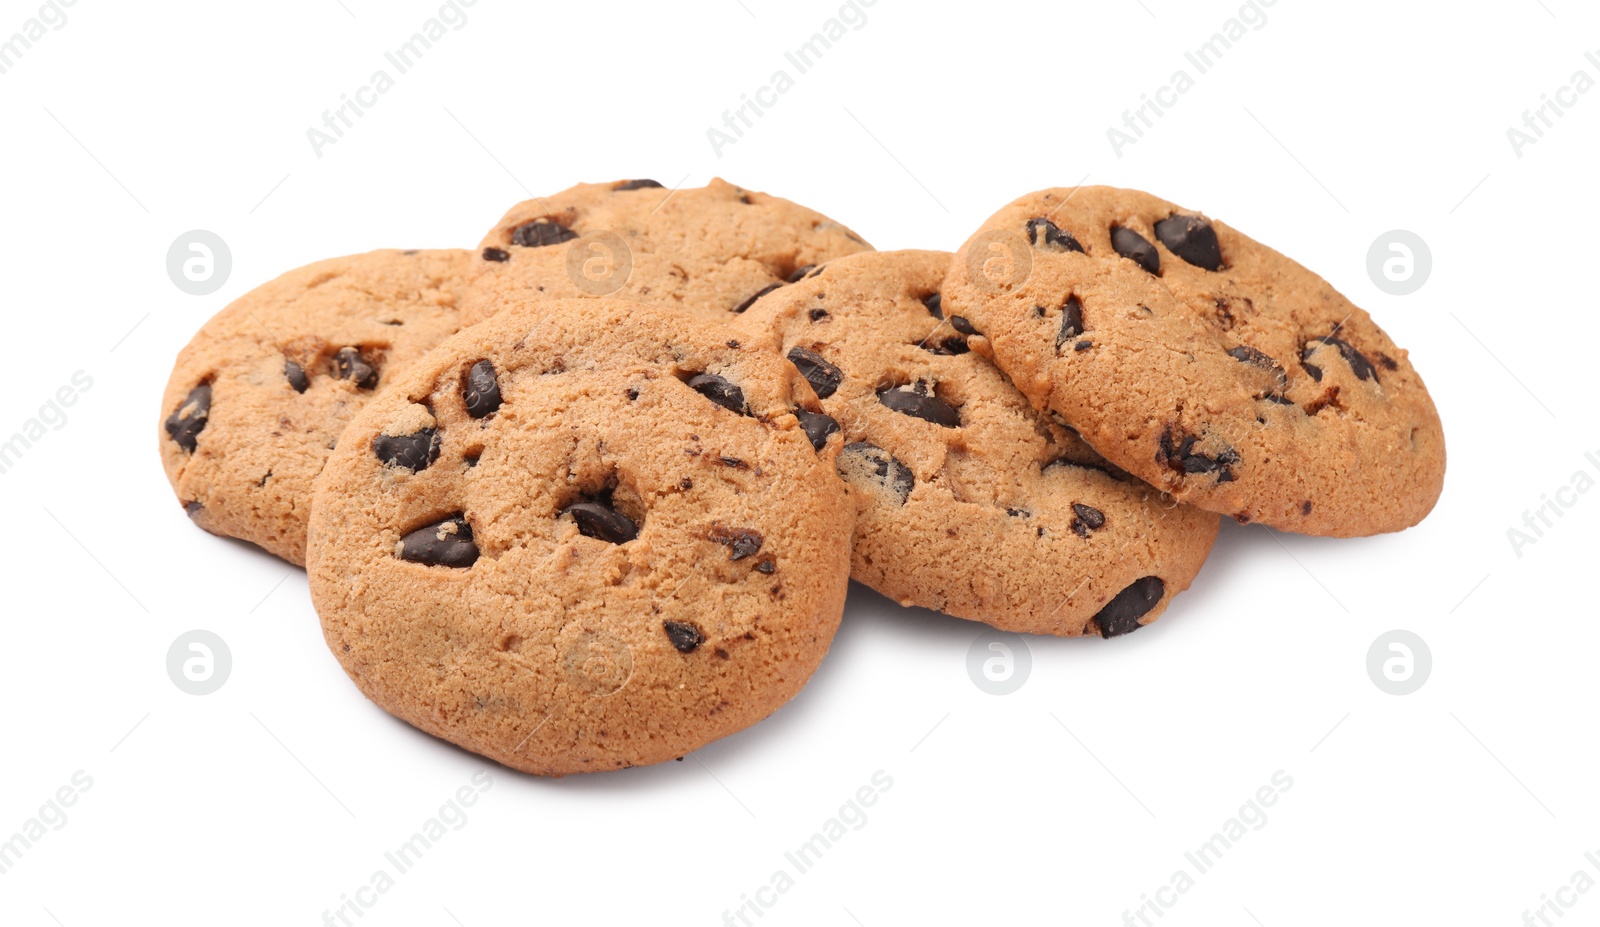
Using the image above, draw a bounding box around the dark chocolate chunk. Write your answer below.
[922,292,944,319]
[1227,345,1289,395]
[786,264,816,283]
[687,373,746,415]
[877,385,960,428]
[511,220,577,248]
[795,409,840,451]
[184,500,204,519]
[838,442,914,505]
[949,316,979,336]
[285,360,308,393]
[397,515,479,568]
[809,307,830,322]
[1321,335,1378,382]
[1070,503,1106,538]
[733,283,783,314]
[708,525,764,561]
[786,347,842,399]
[1093,576,1165,637]
[463,359,502,418]
[921,336,970,356]
[332,347,379,390]
[482,247,510,262]
[1159,427,1239,483]
[615,179,664,190]
[165,384,212,452]
[372,427,440,471]
[1025,217,1085,253]
[1154,214,1223,270]
[663,620,705,653]
[1074,340,1092,352]
[1111,226,1160,274]
[1301,500,1313,516]
[563,500,639,544]
[755,558,777,574]
[1055,296,1085,349]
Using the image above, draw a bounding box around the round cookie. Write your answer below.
[733,250,1219,637]
[943,187,1446,536]
[159,249,473,565]
[462,177,872,326]
[306,298,853,776]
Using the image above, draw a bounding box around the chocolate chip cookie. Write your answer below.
[943,187,1446,536]
[306,298,852,775]
[463,177,871,325]
[733,250,1219,637]
[159,250,473,564]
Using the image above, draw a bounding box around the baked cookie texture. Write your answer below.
[159,249,474,565]
[306,299,853,776]
[463,177,872,326]
[734,250,1218,637]
[943,187,1446,536]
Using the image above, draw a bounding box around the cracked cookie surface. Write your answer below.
[463,177,871,326]
[943,187,1445,536]
[734,250,1218,636]
[306,298,852,776]
[158,249,474,564]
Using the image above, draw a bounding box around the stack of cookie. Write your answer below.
[159,179,1445,775]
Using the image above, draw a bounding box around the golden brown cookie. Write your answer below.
[733,250,1219,637]
[158,250,473,564]
[463,177,871,325]
[943,187,1446,536]
[306,298,852,776]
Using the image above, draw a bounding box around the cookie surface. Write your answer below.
[943,187,1446,536]
[306,299,853,776]
[463,177,871,325]
[159,249,473,564]
[734,250,1219,637]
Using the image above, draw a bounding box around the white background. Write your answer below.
[2,1,1597,925]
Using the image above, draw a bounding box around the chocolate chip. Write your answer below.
[482,247,510,262]
[1301,356,1324,382]
[372,428,440,471]
[795,409,840,451]
[922,292,943,319]
[616,179,664,190]
[809,308,829,322]
[184,500,204,519]
[283,360,308,393]
[1159,427,1239,483]
[1377,353,1399,372]
[332,347,379,390]
[397,515,479,568]
[1073,340,1092,352]
[1006,507,1031,518]
[787,264,816,283]
[563,500,639,543]
[1055,296,1085,349]
[1070,503,1106,538]
[877,384,960,428]
[165,384,211,452]
[687,373,746,415]
[1026,217,1085,253]
[1111,226,1160,274]
[463,359,502,418]
[838,442,914,505]
[1093,576,1165,637]
[663,620,705,653]
[1301,501,1313,516]
[708,525,764,561]
[949,316,979,336]
[733,282,783,314]
[1154,214,1223,270]
[756,558,777,574]
[511,220,577,248]
[1227,345,1289,396]
[921,336,970,356]
[786,347,842,399]
[1321,335,1378,382]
